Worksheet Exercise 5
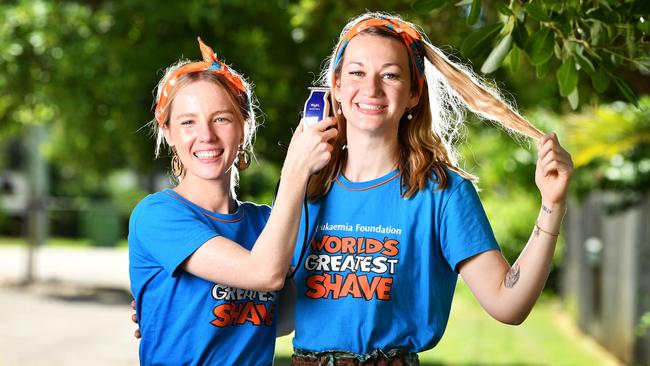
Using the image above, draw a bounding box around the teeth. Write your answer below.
[357,103,386,110]
[195,151,220,159]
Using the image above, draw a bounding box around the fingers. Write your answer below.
[131,313,138,324]
[131,300,136,311]
[537,132,573,177]
[321,126,339,142]
[134,329,141,339]
[310,117,337,132]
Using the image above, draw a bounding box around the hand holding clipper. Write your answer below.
[302,87,331,127]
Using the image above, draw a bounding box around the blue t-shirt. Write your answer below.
[129,189,275,366]
[292,169,499,354]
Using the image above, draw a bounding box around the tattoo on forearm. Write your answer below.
[542,205,553,214]
[504,264,521,288]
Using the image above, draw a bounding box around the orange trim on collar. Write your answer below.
[163,191,244,223]
[334,171,400,191]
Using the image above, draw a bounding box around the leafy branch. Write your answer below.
[413,0,650,108]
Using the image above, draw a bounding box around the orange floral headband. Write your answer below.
[332,17,425,96]
[154,37,250,125]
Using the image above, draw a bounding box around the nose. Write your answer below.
[360,74,382,97]
[198,119,217,142]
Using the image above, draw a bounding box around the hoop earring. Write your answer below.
[171,147,185,177]
[406,109,413,120]
[235,145,251,170]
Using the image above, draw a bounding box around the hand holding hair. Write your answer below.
[535,132,574,208]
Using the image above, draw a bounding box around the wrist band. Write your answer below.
[535,221,560,237]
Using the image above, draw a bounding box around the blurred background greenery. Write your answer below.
[0,0,649,364]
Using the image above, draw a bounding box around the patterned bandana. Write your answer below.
[332,17,425,96]
[155,37,249,125]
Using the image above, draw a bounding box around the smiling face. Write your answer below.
[162,79,244,186]
[334,34,419,137]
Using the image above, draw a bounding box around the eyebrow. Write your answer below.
[175,113,197,120]
[174,110,235,120]
[346,61,404,69]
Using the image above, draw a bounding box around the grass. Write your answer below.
[273,282,620,366]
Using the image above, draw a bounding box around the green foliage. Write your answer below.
[415,0,650,108]
[564,97,650,209]
[459,122,543,267]
[461,23,502,58]
[237,159,281,206]
[637,311,650,336]
[481,34,512,73]
[2,0,647,241]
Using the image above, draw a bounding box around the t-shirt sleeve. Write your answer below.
[440,180,500,273]
[131,198,220,276]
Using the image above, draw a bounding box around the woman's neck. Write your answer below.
[173,174,237,214]
[344,127,399,182]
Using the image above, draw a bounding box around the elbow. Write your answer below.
[499,315,526,326]
[266,275,286,292]
[492,310,530,326]
[257,270,286,292]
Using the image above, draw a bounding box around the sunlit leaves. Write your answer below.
[448,0,648,108]
[411,0,452,13]
[461,23,501,58]
[481,35,512,73]
[526,28,555,66]
[466,0,481,25]
[556,58,578,97]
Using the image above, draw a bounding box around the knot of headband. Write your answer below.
[155,37,250,125]
[332,17,425,96]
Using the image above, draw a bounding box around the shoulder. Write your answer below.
[130,190,196,224]
[427,167,475,196]
[239,201,272,220]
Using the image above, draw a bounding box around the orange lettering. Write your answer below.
[341,237,356,253]
[376,277,393,300]
[382,239,399,256]
[312,235,329,251]
[323,273,342,298]
[339,274,362,298]
[366,238,382,254]
[324,236,342,253]
[211,303,232,327]
[239,302,261,325]
[305,274,326,299]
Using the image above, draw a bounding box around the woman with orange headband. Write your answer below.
[128,37,336,365]
[289,12,573,365]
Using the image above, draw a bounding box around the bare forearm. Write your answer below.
[495,202,565,323]
[249,168,309,288]
[462,132,573,324]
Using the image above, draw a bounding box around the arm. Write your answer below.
[459,132,573,325]
[182,119,338,292]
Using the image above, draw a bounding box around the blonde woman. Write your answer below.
[129,38,336,365]
[290,12,573,365]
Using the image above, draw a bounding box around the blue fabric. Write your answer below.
[129,189,275,366]
[292,169,499,354]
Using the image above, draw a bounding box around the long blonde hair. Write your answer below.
[307,12,542,200]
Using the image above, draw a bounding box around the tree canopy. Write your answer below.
[1,0,647,200]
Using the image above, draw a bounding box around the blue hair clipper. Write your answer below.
[303,87,331,127]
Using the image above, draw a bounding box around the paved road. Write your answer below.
[0,246,139,366]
